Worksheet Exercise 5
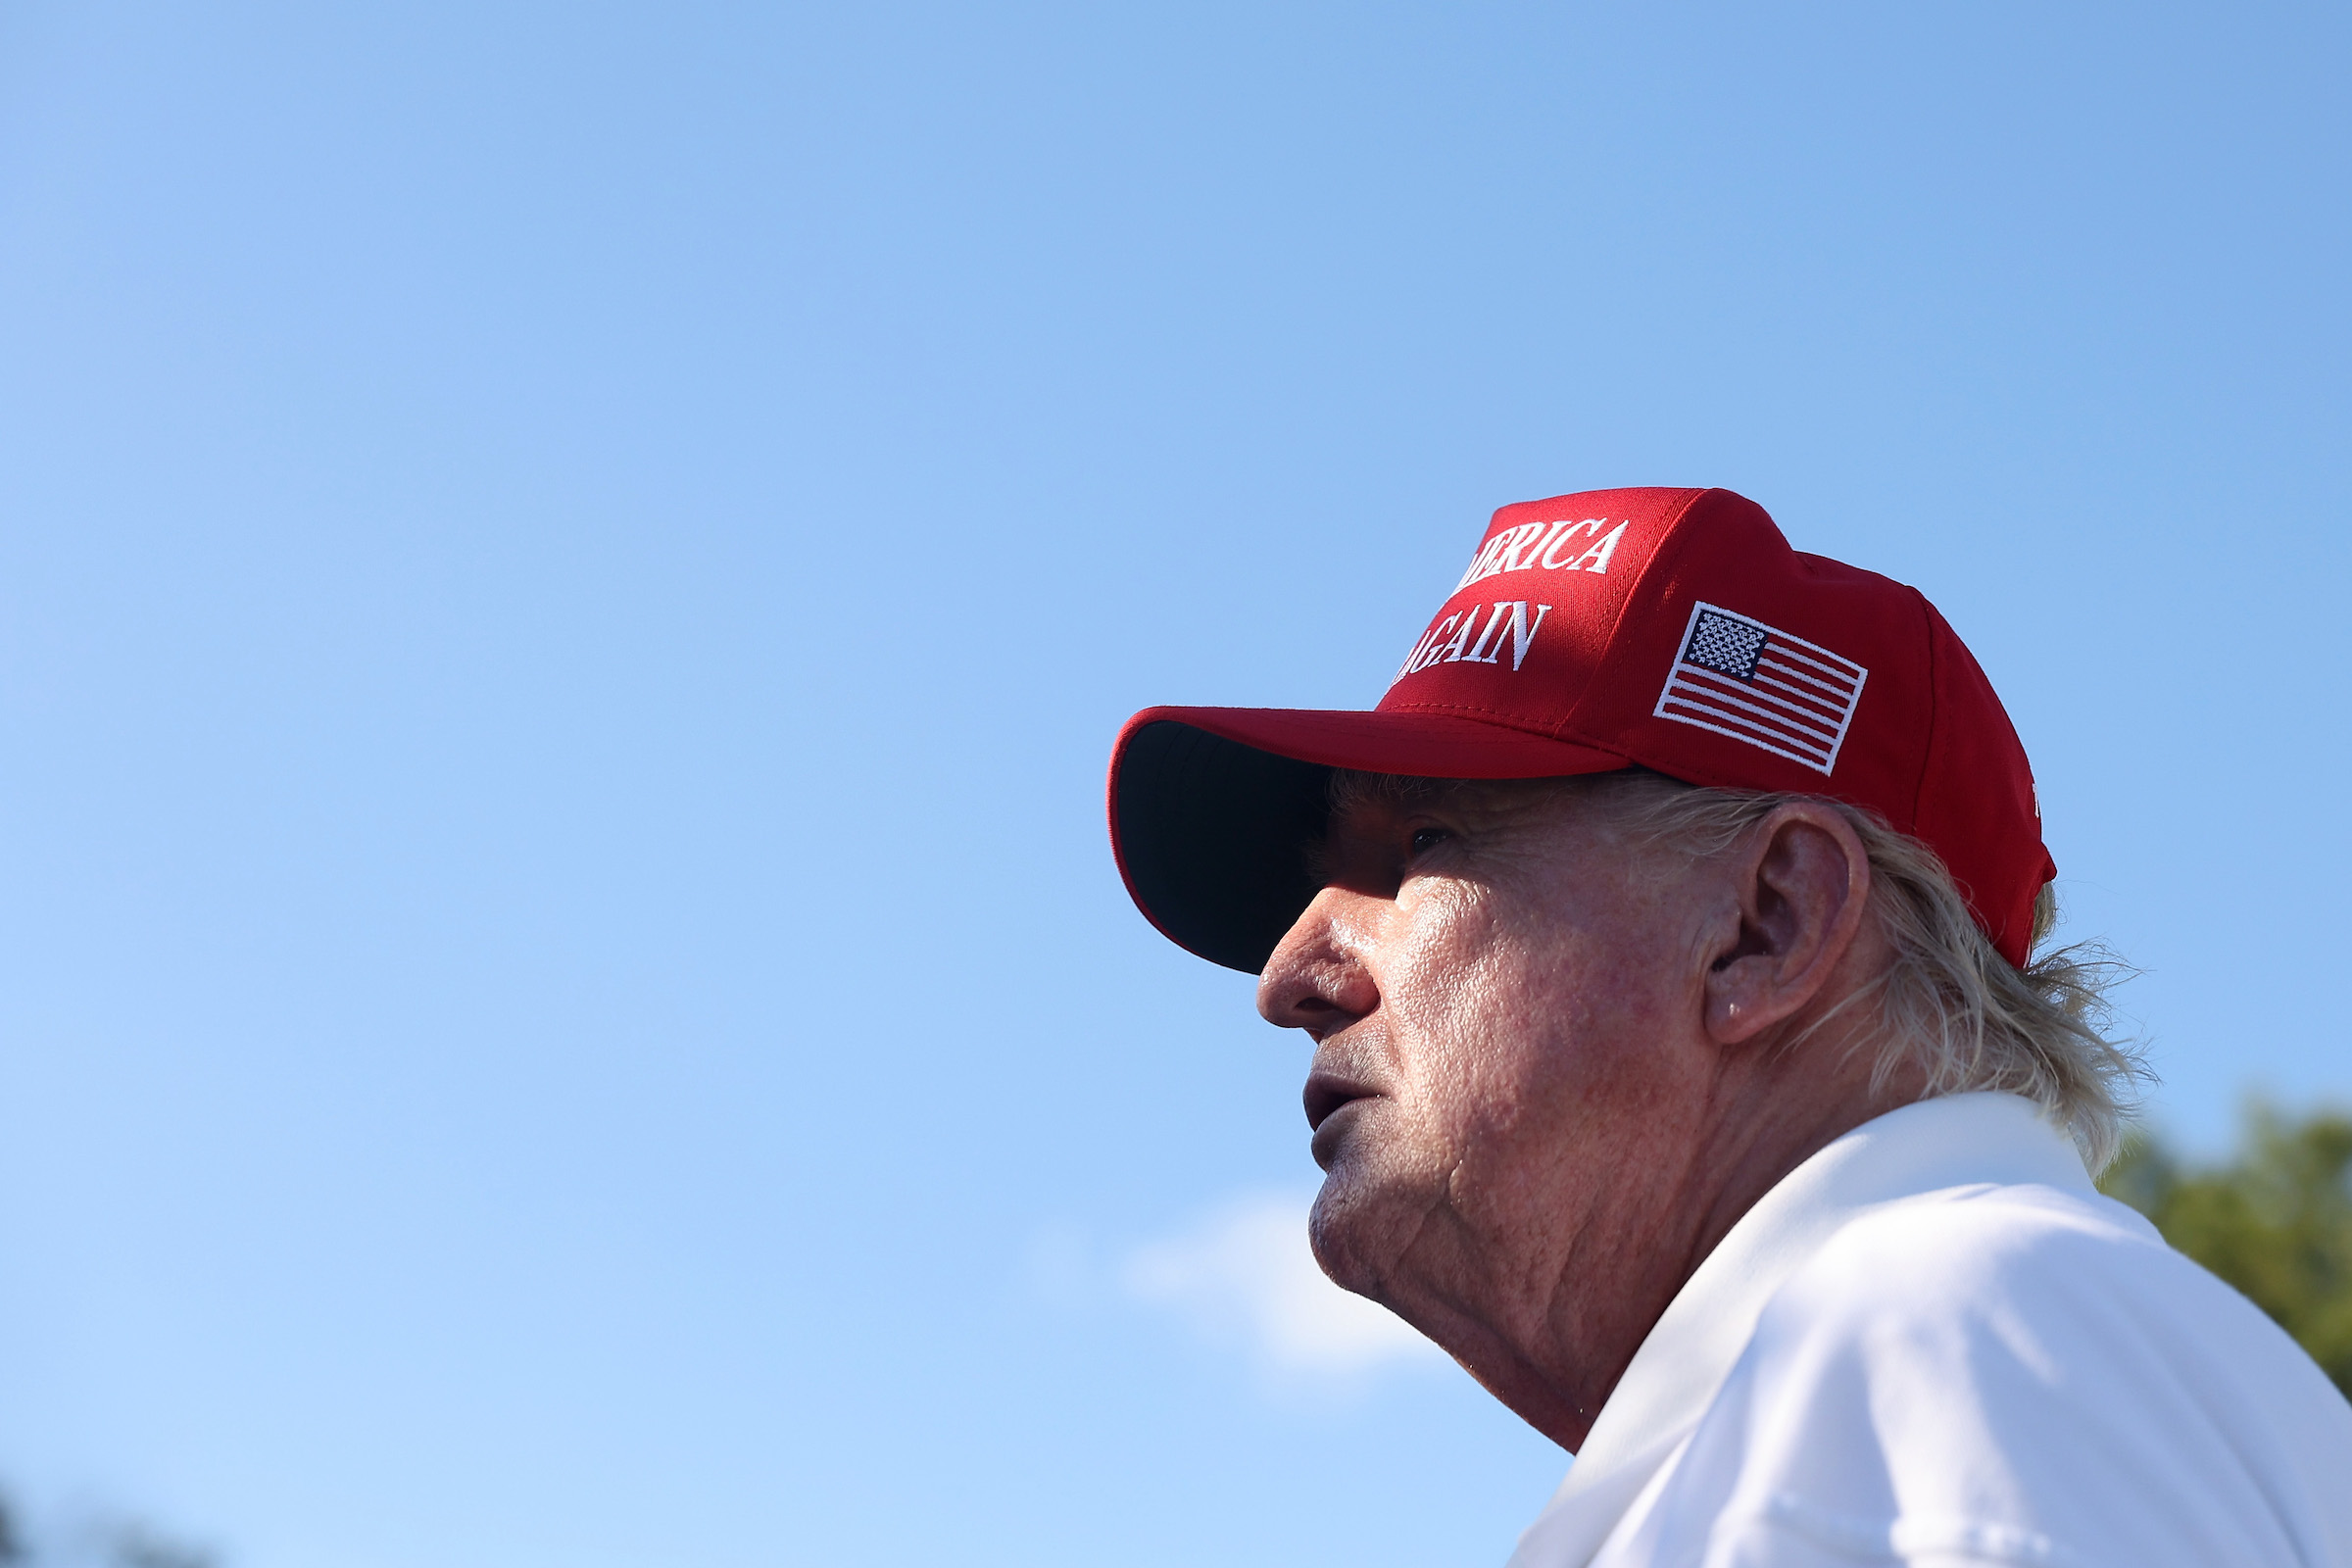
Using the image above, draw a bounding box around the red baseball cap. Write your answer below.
[1107,486,2053,971]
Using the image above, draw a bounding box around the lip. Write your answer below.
[1302,1070,1375,1133]
[1303,1070,1379,1170]
[1308,1098,1370,1170]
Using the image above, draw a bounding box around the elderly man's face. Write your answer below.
[1257,779,1727,1402]
[1257,773,1887,1444]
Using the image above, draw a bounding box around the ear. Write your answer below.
[1702,803,1874,1048]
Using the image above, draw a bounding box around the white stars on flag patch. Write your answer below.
[1654,603,1868,775]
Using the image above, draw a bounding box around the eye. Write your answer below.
[1408,825,1451,858]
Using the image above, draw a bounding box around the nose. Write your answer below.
[1256,887,1382,1037]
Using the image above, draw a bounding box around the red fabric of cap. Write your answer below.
[1108,487,2054,972]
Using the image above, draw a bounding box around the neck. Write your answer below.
[1414,1029,1927,1451]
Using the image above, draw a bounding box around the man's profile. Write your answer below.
[1105,488,2350,1567]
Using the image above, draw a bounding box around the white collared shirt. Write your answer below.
[1505,1093,2352,1568]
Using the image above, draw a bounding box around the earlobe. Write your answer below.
[1697,891,1774,1044]
[1704,948,1779,1045]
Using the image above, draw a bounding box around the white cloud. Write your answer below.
[1122,1190,1446,1376]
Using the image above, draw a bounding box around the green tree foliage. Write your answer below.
[2102,1102,2352,1396]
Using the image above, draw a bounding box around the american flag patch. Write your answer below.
[1653,603,1868,775]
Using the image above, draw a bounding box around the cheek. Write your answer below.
[1386,887,1688,1154]
[1378,895,1549,1144]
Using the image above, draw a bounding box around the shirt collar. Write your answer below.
[1504,1092,2097,1568]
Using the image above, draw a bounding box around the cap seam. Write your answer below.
[1380,699,1595,732]
[1547,487,1712,743]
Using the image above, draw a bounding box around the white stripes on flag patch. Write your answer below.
[1653,602,1868,775]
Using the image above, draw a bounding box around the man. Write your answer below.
[1105,488,2351,1567]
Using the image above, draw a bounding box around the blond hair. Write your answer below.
[1328,768,2147,1170]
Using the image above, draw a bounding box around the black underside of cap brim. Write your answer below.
[1112,720,1332,975]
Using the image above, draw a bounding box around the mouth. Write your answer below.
[1302,1071,1376,1134]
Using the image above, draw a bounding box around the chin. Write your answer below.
[1306,1169,1405,1301]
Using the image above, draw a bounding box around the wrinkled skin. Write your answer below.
[1257,779,1919,1450]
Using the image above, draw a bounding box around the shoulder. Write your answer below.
[1767,1181,2324,1398]
[1762,1181,2351,1479]
[1654,1182,2352,1567]
[1772,1179,2197,1343]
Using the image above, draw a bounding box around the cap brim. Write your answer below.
[1107,707,1629,974]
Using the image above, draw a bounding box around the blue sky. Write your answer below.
[0,2,2345,1564]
